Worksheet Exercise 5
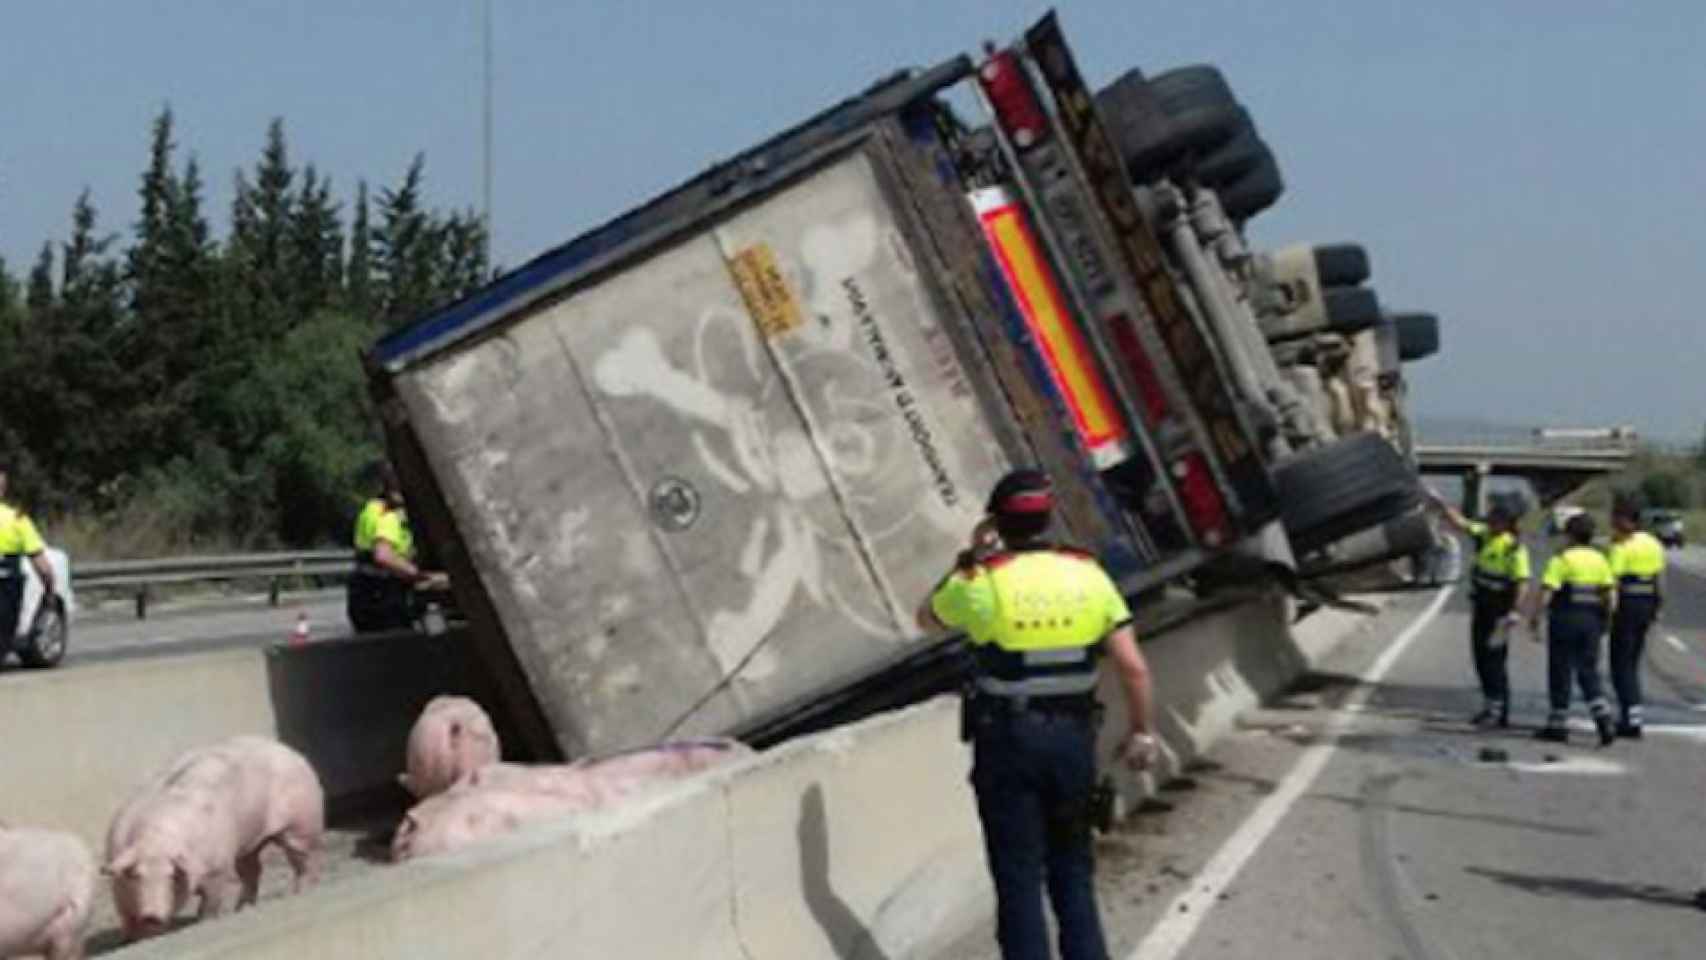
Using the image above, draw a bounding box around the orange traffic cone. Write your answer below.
[289,611,310,648]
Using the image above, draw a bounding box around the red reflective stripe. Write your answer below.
[999,491,1054,514]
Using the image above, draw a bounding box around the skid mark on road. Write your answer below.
[1126,574,1456,960]
[1360,771,1463,960]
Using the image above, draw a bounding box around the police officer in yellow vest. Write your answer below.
[1428,491,1531,728]
[0,464,56,659]
[1606,498,1666,737]
[1528,513,1617,745]
[347,462,445,632]
[917,468,1156,960]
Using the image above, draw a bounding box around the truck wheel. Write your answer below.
[1391,312,1440,362]
[1297,507,1438,577]
[1218,148,1284,220]
[18,599,68,668]
[1195,108,1264,186]
[1098,65,1245,180]
[1275,432,1422,555]
[1313,244,1370,287]
[1323,286,1382,335]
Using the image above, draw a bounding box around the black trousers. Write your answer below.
[970,705,1109,960]
[0,570,21,656]
[1547,608,1610,722]
[346,572,415,633]
[1609,597,1658,726]
[1469,595,1515,710]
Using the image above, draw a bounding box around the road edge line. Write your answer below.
[1126,574,1455,960]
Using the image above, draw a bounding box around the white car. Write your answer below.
[7,546,73,668]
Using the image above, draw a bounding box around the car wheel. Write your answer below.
[19,599,68,668]
[1275,431,1423,555]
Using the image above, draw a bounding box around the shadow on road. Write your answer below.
[1465,866,1699,909]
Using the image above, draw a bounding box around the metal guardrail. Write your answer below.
[73,550,352,619]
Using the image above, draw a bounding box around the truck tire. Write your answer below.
[1313,244,1370,287]
[1218,148,1284,220]
[1095,70,1173,182]
[1391,312,1440,362]
[1297,507,1438,577]
[1098,65,1245,180]
[1275,431,1422,555]
[1195,108,1264,186]
[1323,286,1382,334]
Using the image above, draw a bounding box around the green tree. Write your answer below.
[374,153,439,331]
[346,180,374,318]
[25,243,54,315]
[1640,471,1692,510]
[25,192,131,510]
[290,164,343,315]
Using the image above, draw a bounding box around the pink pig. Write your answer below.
[392,739,753,861]
[0,824,96,960]
[465,738,755,806]
[103,736,324,941]
[398,696,501,799]
[389,787,580,862]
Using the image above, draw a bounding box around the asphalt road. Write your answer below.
[945,558,1706,960]
[56,590,348,666]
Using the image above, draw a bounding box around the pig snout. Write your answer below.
[132,915,170,938]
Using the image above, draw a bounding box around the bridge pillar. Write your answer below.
[1461,463,1492,518]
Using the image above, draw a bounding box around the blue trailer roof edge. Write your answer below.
[373,55,975,372]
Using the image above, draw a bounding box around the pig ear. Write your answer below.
[104,847,138,877]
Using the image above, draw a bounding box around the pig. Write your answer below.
[465,738,754,805]
[390,787,580,862]
[104,736,325,941]
[392,739,754,862]
[0,825,96,960]
[398,695,501,799]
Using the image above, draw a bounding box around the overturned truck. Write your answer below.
[364,12,1441,762]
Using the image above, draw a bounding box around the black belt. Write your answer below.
[980,691,1096,716]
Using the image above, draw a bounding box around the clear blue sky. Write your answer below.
[3,1,1701,441]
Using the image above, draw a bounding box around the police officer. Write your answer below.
[1428,491,1531,728]
[1528,514,1617,745]
[917,468,1157,960]
[0,463,56,660]
[346,462,445,633]
[1606,497,1666,738]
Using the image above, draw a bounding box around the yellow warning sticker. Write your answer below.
[729,243,804,338]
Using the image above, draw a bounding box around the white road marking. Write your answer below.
[1635,724,1706,741]
[1128,567,1457,960]
[1664,634,1687,653]
[1501,756,1627,776]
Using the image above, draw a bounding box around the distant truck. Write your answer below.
[364,13,1433,760]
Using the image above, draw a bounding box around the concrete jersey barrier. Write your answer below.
[0,629,511,851]
[95,590,1381,959]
